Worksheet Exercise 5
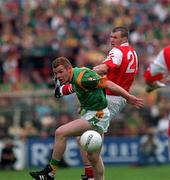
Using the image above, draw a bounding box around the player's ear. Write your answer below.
[67,66,73,80]
[67,66,72,72]
[122,36,128,43]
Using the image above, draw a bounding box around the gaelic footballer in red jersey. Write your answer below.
[101,43,138,95]
[93,27,138,95]
[144,45,170,93]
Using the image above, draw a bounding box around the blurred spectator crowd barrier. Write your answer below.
[0,88,169,140]
[0,135,169,170]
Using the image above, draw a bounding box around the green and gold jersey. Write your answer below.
[70,67,107,110]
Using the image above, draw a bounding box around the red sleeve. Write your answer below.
[102,58,117,69]
[144,68,163,83]
[60,84,74,95]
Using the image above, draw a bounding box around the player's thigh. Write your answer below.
[57,119,93,137]
[106,95,126,118]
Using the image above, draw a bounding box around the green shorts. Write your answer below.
[80,107,110,133]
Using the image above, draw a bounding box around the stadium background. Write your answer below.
[0,0,170,172]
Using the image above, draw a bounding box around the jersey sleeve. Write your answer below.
[79,70,107,89]
[103,48,123,69]
[60,84,75,95]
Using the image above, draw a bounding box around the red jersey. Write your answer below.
[103,43,138,95]
[163,45,170,72]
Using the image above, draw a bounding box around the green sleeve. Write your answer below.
[81,70,101,89]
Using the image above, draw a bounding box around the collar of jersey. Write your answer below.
[120,42,129,46]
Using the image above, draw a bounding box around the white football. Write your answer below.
[80,130,103,152]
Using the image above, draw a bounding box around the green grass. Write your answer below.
[0,165,170,180]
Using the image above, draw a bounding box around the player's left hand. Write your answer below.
[127,95,144,109]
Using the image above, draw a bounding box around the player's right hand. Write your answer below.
[127,95,144,109]
[54,79,62,98]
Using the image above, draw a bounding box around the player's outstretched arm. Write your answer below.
[93,64,109,75]
[105,80,144,108]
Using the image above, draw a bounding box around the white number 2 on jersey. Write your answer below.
[126,50,138,73]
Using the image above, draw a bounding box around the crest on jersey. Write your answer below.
[88,77,96,81]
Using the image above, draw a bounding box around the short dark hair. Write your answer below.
[112,26,129,38]
[52,57,72,69]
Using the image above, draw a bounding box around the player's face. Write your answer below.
[110,31,125,47]
[53,65,71,85]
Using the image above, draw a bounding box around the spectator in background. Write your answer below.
[34,98,53,119]
[2,47,20,90]
[0,115,8,138]
[125,111,146,136]
[157,109,169,136]
[0,140,17,170]
[20,121,38,140]
[40,112,56,137]
[138,128,160,166]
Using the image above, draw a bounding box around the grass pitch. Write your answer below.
[0,165,169,180]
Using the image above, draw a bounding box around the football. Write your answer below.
[80,130,103,152]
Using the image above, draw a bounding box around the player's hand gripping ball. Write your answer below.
[80,130,102,152]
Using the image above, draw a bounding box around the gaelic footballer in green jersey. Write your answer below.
[30,57,143,180]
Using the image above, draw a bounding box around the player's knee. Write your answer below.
[55,127,65,138]
[87,153,99,165]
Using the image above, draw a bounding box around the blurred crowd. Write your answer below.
[0,0,170,139]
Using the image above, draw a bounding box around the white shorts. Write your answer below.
[106,95,126,120]
[80,107,110,133]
